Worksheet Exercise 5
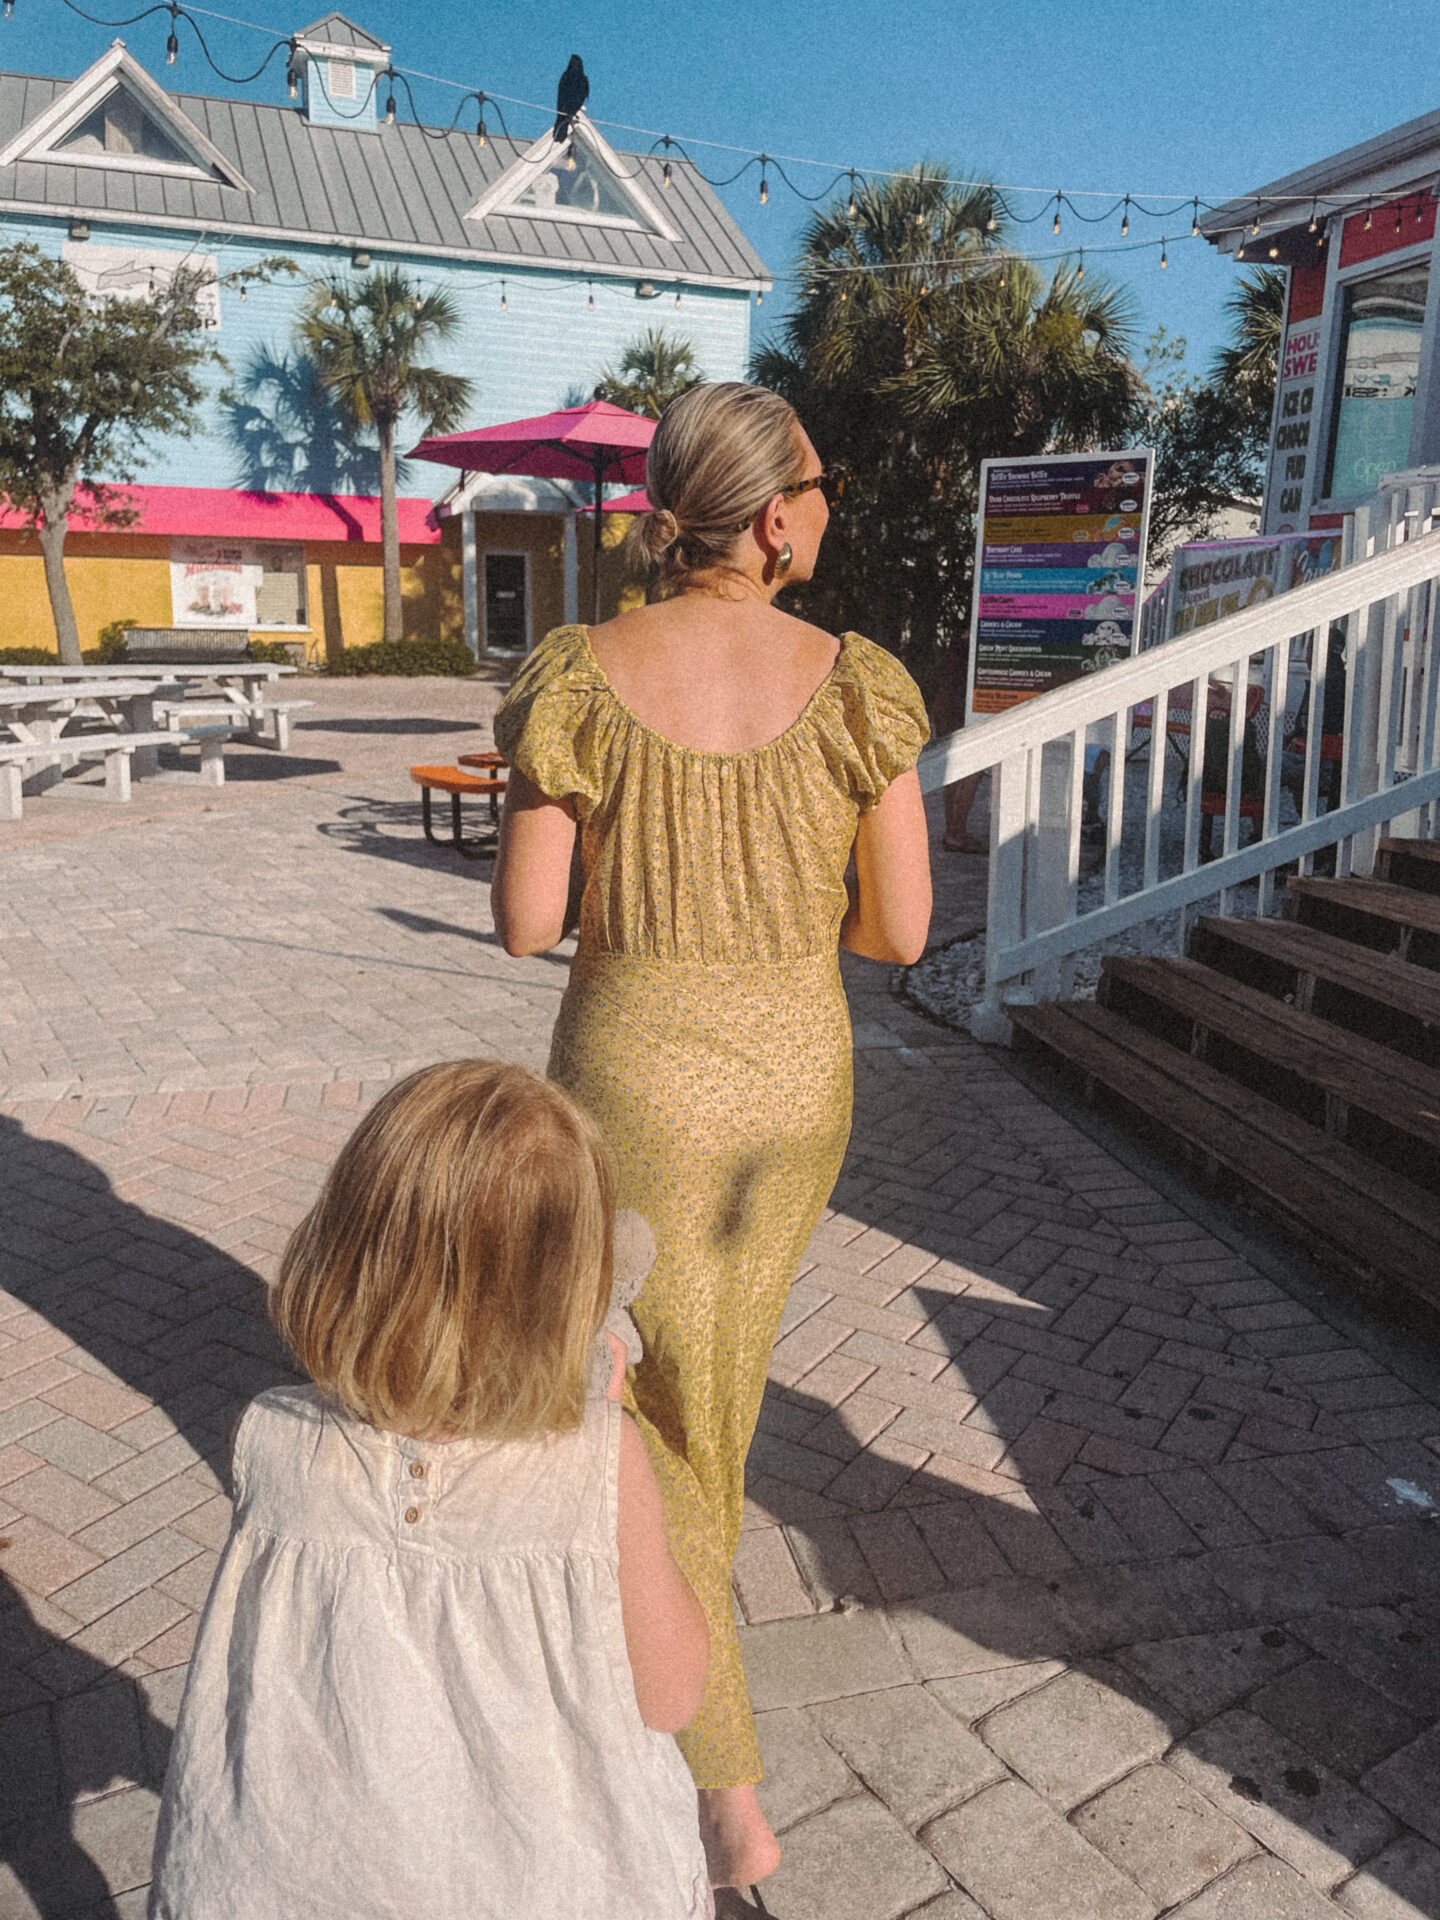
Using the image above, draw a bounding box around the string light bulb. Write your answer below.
[1364,207,1372,230]
[500,280,507,311]
[759,161,769,205]
[565,143,577,170]
[1308,201,1318,232]
[1192,198,1200,237]
[1076,250,1084,281]
[239,283,246,302]
[986,208,996,231]
[662,160,671,188]
[286,41,299,97]
[756,288,763,306]
[384,78,396,124]
[674,288,681,307]
[847,175,858,219]
[3,4,13,19]
[1120,196,1129,238]
[1251,211,1260,234]
[1160,239,1168,268]
[1053,194,1062,235]
[166,28,178,63]
[587,284,594,309]
[476,94,487,145]
[1268,242,1278,258]
[1236,243,1245,259]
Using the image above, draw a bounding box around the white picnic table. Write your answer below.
[0,661,296,743]
[0,663,307,819]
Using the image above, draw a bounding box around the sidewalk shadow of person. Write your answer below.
[0,1111,304,1917]
[736,1051,1440,1914]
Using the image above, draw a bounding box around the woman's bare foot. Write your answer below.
[697,1784,781,1888]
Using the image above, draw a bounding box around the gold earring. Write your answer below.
[775,542,793,577]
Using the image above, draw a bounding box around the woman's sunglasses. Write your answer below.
[783,467,848,508]
[737,467,848,531]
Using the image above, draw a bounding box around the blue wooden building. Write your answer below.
[0,13,770,656]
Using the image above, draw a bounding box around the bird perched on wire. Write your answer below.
[553,55,589,143]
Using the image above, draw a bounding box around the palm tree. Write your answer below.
[297,268,474,644]
[1213,267,1285,396]
[752,165,1141,682]
[592,327,704,419]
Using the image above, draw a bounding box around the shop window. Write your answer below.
[484,553,528,653]
[254,545,307,628]
[1325,263,1429,500]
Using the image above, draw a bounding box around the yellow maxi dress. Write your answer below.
[494,624,928,1787]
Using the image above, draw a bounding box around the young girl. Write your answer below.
[149,1060,713,1920]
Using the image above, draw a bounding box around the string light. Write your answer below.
[1191,198,1200,236]
[673,287,680,307]
[1308,200,1318,232]
[587,283,594,309]
[986,208,996,231]
[165,10,179,63]
[1160,238,1168,268]
[565,143,577,170]
[1268,242,1278,258]
[1052,194,1061,235]
[847,174,858,219]
[476,93,487,145]
[285,39,298,97]
[1120,195,1129,237]
[756,288,763,305]
[759,159,769,205]
[384,72,396,123]
[1076,249,1084,280]
[1364,206,1372,229]
[500,279,507,310]
[662,159,671,187]
[1251,210,1260,234]
[3,3,13,19]
[1397,204,1405,232]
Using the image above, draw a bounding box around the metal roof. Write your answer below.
[298,14,389,52]
[1200,105,1440,254]
[0,61,771,289]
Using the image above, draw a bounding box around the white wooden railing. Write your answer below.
[918,480,1440,1042]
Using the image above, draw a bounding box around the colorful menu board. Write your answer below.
[967,450,1153,717]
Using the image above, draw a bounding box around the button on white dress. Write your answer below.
[150,1385,710,1920]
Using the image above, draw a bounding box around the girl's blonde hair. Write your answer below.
[271,1061,614,1442]
[624,381,808,599]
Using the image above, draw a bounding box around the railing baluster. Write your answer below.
[1102,708,1124,908]
[975,749,1030,1042]
[1258,637,1290,917]
[1219,657,1247,915]
[1142,687,1166,893]
[1337,603,1368,878]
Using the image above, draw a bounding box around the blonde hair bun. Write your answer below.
[621,382,806,600]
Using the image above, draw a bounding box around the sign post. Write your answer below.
[966,448,1154,723]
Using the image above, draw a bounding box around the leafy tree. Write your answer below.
[296,267,473,644]
[592,326,704,418]
[1132,270,1285,567]
[0,241,285,664]
[753,166,1141,691]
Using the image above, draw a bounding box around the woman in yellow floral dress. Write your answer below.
[492,383,931,1892]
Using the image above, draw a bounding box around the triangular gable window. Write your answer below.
[55,89,192,168]
[466,115,679,242]
[0,43,251,189]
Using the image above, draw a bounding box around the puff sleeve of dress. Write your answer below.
[493,625,608,816]
[819,632,931,812]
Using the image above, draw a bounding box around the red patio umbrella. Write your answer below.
[409,401,655,622]
[578,487,650,513]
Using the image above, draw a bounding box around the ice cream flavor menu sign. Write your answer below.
[967,449,1153,717]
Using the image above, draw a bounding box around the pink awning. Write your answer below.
[2,486,443,545]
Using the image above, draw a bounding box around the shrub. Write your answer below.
[327,638,478,677]
[0,645,60,665]
[248,639,304,666]
[90,616,141,664]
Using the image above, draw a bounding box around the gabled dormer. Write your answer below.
[0,41,250,187]
[466,112,681,242]
[293,13,390,134]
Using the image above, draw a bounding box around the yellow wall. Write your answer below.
[0,510,639,661]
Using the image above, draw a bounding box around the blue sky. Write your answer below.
[14,0,1438,383]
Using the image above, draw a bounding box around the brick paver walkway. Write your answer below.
[3,679,1440,1920]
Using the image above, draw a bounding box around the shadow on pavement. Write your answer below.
[295,716,488,738]
[316,794,497,876]
[740,1171,1440,1910]
[0,1114,303,1917]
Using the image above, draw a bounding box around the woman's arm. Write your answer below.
[616,1412,710,1732]
[490,767,578,957]
[840,765,933,964]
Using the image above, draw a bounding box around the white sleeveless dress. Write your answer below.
[149,1385,710,1920]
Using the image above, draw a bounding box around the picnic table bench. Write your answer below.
[410,752,507,857]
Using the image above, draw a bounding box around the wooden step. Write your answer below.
[1009,998,1440,1310]
[1192,914,1440,1068]
[1377,836,1440,895]
[1099,954,1440,1181]
[1287,875,1440,966]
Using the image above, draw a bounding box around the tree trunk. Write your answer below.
[377,414,403,645]
[36,486,81,665]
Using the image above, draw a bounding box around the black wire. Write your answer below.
[56,0,171,24]
[171,10,290,87]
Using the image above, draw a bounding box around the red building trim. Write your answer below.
[1339,191,1437,268]
[4,486,444,545]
